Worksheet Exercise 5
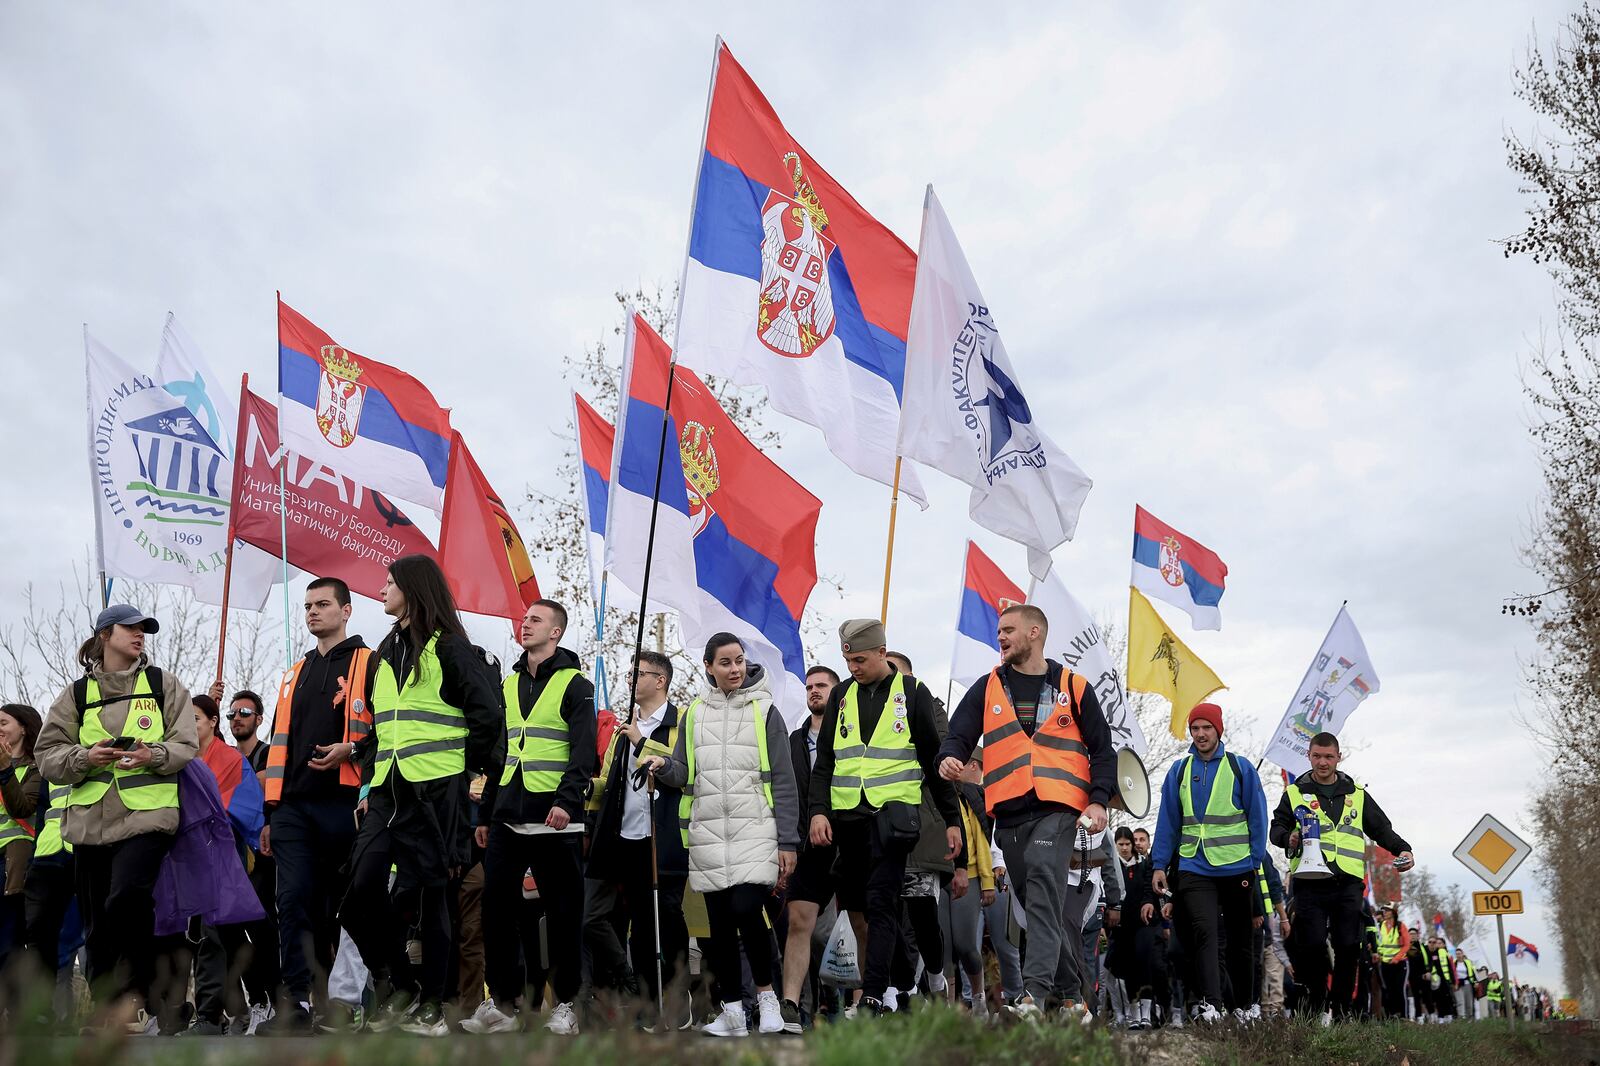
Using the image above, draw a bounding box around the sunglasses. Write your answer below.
[226,711,259,721]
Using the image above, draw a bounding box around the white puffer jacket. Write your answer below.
[655,665,799,893]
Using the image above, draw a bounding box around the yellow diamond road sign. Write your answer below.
[1453,814,1531,890]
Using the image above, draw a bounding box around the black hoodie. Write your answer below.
[280,634,368,804]
[479,646,597,827]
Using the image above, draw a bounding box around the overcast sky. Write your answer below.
[2,3,1569,984]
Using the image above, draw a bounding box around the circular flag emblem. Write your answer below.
[1057,714,1072,728]
[137,714,153,731]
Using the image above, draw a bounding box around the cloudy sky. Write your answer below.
[2,3,1569,982]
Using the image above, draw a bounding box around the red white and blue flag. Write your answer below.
[1131,505,1228,631]
[676,41,925,507]
[1508,935,1540,964]
[573,393,614,610]
[949,541,1025,690]
[277,299,453,513]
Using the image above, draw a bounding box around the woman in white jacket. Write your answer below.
[646,633,799,1037]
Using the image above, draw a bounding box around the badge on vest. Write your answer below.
[1057,714,1071,728]
[892,720,907,734]
[992,704,1003,715]
[1056,691,1071,706]
[840,722,851,738]
[136,713,153,731]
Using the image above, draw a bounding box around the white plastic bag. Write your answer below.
[819,910,862,989]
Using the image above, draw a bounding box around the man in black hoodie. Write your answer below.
[465,599,595,1036]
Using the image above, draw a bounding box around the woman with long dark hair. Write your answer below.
[340,555,502,1037]
[0,703,43,972]
[645,633,798,1038]
[34,605,196,1032]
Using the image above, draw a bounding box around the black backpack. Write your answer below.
[72,665,167,721]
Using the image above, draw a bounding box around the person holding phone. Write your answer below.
[35,605,196,1032]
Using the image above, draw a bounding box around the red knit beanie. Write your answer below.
[1187,702,1224,735]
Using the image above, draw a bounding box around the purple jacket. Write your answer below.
[153,762,266,936]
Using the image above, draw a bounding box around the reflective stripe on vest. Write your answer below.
[67,671,177,812]
[1284,783,1367,878]
[33,784,72,858]
[1177,753,1249,866]
[830,673,921,810]
[500,667,577,793]
[369,634,467,786]
[1378,923,1405,963]
[264,647,374,802]
[678,696,773,847]
[980,668,1091,816]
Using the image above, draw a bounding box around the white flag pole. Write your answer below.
[84,324,110,610]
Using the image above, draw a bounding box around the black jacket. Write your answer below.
[938,660,1118,828]
[789,719,821,844]
[480,646,597,826]
[807,666,960,830]
[1269,770,1410,885]
[587,701,687,880]
[277,634,366,805]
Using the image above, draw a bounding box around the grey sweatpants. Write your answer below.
[995,811,1080,1003]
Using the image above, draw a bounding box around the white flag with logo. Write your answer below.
[86,326,274,608]
[899,187,1093,579]
[1262,605,1380,774]
[1027,564,1149,759]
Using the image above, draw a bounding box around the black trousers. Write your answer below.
[482,825,583,1006]
[613,836,687,1004]
[340,820,453,1005]
[834,817,908,1001]
[1380,961,1407,1019]
[194,922,251,1023]
[1172,869,1255,1010]
[75,831,172,1008]
[241,857,278,1009]
[22,855,74,980]
[272,796,357,1003]
[1289,876,1365,1016]
[703,882,772,1003]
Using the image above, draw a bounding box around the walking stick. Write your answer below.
[647,768,665,1021]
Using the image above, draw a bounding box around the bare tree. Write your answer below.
[1503,3,1600,1015]
[0,553,281,712]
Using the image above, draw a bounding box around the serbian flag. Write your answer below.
[437,431,540,621]
[277,299,453,513]
[950,541,1025,691]
[1131,505,1228,631]
[573,393,613,610]
[604,314,705,633]
[677,41,925,507]
[1508,935,1540,964]
[232,387,437,601]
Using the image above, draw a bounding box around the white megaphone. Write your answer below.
[1109,747,1151,819]
[1292,804,1334,879]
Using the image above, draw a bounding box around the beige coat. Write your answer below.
[34,660,196,846]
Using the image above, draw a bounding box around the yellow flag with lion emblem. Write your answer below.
[1126,587,1226,739]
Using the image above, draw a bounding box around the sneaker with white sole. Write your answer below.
[460,999,521,1034]
[1057,999,1091,1026]
[400,1002,449,1037]
[756,990,784,1034]
[779,999,803,1034]
[701,1001,748,1037]
[1010,995,1044,1023]
[842,1003,858,1021]
[544,1002,579,1036]
[1193,1002,1223,1024]
[1245,1003,1261,1023]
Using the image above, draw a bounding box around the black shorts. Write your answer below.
[787,844,838,907]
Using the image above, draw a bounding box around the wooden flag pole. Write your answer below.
[879,457,904,625]
[214,371,250,689]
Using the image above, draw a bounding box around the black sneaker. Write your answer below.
[176,1017,225,1036]
[258,1004,316,1036]
[858,996,887,1018]
[367,989,418,1033]
[780,999,803,1034]
[400,1002,448,1037]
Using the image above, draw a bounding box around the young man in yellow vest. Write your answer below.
[937,604,1117,1022]
[1150,703,1269,1024]
[1270,730,1413,1023]
[256,576,372,1033]
[809,619,961,1017]
[466,598,595,1036]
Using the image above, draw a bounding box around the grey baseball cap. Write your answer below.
[93,604,160,634]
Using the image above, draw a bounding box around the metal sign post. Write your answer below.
[1457,816,1532,1029]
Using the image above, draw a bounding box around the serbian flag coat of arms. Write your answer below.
[949,541,1025,691]
[277,299,452,513]
[1131,505,1228,631]
[676,41,925,507]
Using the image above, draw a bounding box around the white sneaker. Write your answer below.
[1319,1009,1333,1028]
[1058,1000,1091,1026]
[702,1001,748,1037]
[1194,1002,1223,1024]
[842,1003,858,1021]
[544,1002,579,1036]
[756,990,784,1034]
[882,987,899,1013]
[926,971,948,994]
[1009,995,1044,1023]
[1245,1003,1261,1023]
[460,999,520,1034]
[246,1002,274,1035]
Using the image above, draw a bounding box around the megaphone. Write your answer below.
[1109,747,1151,819]
[1292,805,1334,879]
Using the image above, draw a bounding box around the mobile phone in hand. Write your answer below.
[109,736,138,751]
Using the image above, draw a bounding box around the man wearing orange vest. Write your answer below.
[258,576,373,1033]
[938,604,1117,1021]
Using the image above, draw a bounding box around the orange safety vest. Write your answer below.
[980,667,1092,816]
[263,647,373,803]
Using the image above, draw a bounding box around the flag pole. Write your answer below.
[215,372,250,688]
[275,292,294,674]
[84,323,110,610]
[1256,599,1347,771]
[878,457,904,625]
